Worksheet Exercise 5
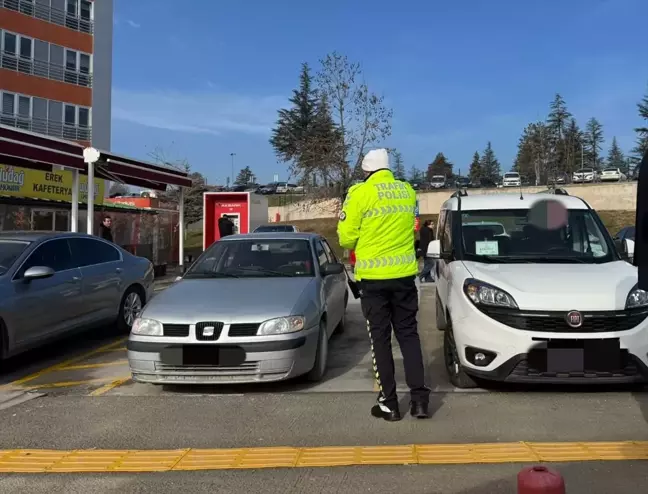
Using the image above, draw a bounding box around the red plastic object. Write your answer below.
[518,466,565,494]
[349,250,356,268]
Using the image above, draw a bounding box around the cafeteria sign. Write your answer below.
[0,165,104,204]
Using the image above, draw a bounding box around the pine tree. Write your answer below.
[426,152,453,181]
[235,166,255,185]
[564,118,584,172]
[632,85,648,163]
[583,117,604,169]
[391,149,406,180]
[468,151,481,183]
[546,94,572,172]
[408,166,424,182]
[606,137,626,172]
[479,142,501,182]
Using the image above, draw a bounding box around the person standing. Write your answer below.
[337,148,431,422]
[218,215,235,238]
[635,149,648,289]
[99,215,113,242]
[418,220,435,283]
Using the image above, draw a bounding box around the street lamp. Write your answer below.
[230,153,236,186]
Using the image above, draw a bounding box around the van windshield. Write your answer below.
[459,209,615,264]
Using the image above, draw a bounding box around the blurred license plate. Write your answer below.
[161,346,246,366]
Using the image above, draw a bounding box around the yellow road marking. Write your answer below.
[59,360,129,371]
[96,346,127,353]
[19,378,117,390]
[2,337,127,390]
[0,441,645,473]
[88,375,132,397]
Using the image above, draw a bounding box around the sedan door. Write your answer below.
[322,239,347,312]
[10,238,83,345]
[68,237,124,324]
[315,239,339,335]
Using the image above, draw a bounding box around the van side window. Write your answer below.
[441,211,453,253]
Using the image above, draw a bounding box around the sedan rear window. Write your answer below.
[254,225,295,232]
[187,239,314,278]
[0,240,30,275]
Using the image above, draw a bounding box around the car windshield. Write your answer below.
[576,168,593,173]
[0,240,30,275]
[603,168,618,172]
[504,173,519,178]
[254,225,294,232]
[431,176,445,182]
[460,209,614,264]
[186,239,314,278]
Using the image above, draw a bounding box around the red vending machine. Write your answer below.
[202,192,269,249]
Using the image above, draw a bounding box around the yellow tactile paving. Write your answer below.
[0,441,646,473]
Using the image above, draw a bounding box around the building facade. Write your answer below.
[0,0,113,150]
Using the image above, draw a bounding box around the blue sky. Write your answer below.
[111,0,648,184]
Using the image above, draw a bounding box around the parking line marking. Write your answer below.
[59,360,129,371]
[2,338,127,390]
[0,441,645,473]
[88,375,132,397]
[19,378,116,390]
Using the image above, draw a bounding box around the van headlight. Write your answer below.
[626,285,648,309]
[258,316,305,335]
[463,279,518,309]
[131,318,163,336]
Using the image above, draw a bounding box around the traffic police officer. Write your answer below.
[338,148,430,421]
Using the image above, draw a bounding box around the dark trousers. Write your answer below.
[359,276,430,409]
[419,258,435,282]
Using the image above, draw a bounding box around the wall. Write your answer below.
[91,0,113,151]
[268,182,638,221]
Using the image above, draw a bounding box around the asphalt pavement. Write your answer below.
[0,281,647,492]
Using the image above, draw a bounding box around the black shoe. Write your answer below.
[410,401,430,419]
[371,403,402,422]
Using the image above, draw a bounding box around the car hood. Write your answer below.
[142,277,315,323]
[462,260,637,311]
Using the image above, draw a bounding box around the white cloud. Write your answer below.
[112,89,285,136]
[126,19,141,28]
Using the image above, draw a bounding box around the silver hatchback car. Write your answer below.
[127,233,348,385]
[0,232,154,363]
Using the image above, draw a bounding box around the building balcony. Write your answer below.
[1,0,94,35]
[1,50,92,88]
[0,112,91,142]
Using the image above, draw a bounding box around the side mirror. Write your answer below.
[23,266,55,281]
[427,240,441,259]
[623,238,634,262]
[322,262,344,276]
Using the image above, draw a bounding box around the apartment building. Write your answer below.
[0,0,113,149]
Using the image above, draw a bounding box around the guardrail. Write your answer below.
[0,50,92,88]
[0,112,91,141]
[1,0,93,34]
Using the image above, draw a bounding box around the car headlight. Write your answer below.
[131,318,163,336]
[626,285,648,309]
[463,279,518,309]
[258,316,305,335]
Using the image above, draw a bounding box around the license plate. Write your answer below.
[545,339,620,373]
[161,346,246,366]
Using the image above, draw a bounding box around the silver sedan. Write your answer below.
[0,232,154,363]
[127,232,349,385]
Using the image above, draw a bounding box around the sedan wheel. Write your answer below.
[118,288,143,332]
[306,320,328,382]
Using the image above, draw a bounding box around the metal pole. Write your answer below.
[71,169,79,232]
[230,153,235,186]
[178,186,185,271]
[86,160,95,235]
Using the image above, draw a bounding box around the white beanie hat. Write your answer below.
[361,148,390,173]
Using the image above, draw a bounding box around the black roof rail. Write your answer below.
[451,190,468,198]
[539,187,569,196]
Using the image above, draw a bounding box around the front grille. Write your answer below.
[196,321,224,341]
[481,307,648,333]
[155,361,260,375]
[510,352,640,380]
[163,324,190,337]
[228,323,260,337]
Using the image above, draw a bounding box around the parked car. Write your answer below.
[0,232,154,363]
[430,175,447,189]
[253,224,300,233]
[613,226,635,258]
[455,177,472,189]
[258,183,278,195]
[572,168,596,183]
[502,172,521,187]
[127,233,348,384]
[428,191,644,388]
[600,168,627,182]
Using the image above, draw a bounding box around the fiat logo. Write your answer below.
[565,311,583,328]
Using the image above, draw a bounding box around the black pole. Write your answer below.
[635,149,648,289]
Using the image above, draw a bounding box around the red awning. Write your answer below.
[0,125,192,189]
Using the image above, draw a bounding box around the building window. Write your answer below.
[64,49,77,84]
[18,36,33,74]
[49,44,64,82]
[17,95,31,130]
[65,0,77,16]
[78,107,89,127]
[1,31,18,71]
[64,104,76,126]
[80,0,91,20]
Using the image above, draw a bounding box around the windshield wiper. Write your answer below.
[234,266,296,277]
[185,271,240,278]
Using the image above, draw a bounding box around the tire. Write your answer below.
[117,286,144,333]
[306,320,329,382]
[335,292,349,335]
[435,291,447,331]
[443,321,478,389]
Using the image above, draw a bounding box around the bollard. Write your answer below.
[518,465,565,494]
